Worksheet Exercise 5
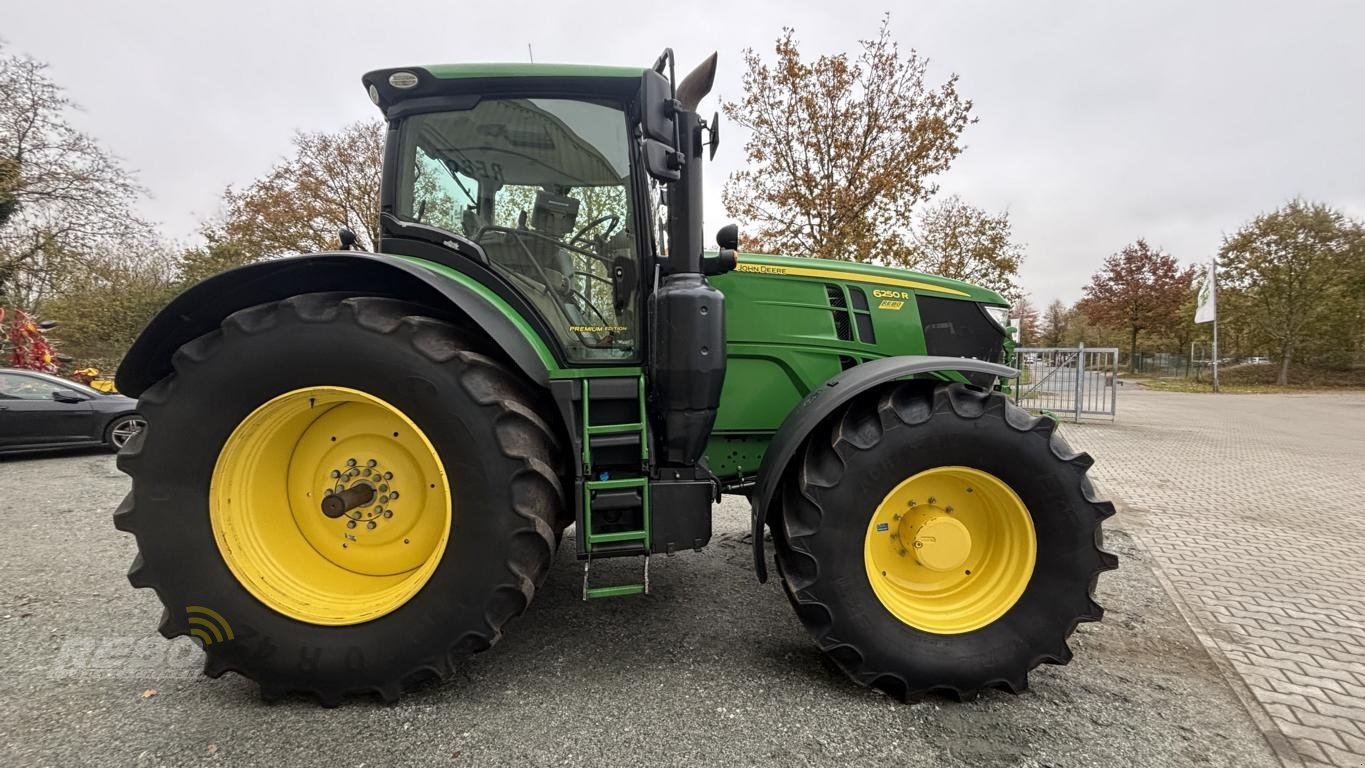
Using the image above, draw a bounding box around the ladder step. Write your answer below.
[585,584,645,599]
[586,422,644,435]
[587,530,648,544]
[586,477,648,491]
[589,433,641,451]
[589,488,642,512]
[582,553,650,600]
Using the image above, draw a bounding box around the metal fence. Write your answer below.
[1012,345,1119,421]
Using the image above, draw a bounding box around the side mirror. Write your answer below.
[52,390,84,404]
[706,111,720,160]
[338,227,358,251]
[642,139,682,182]
[639,69,676,147]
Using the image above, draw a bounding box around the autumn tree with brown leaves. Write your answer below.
[908,196,1024,298]
[1039,299,1071,347]
[215,120,384,263]
[1078,240,1194,372]
[722,19,973,263]
[1011,294,1039,345]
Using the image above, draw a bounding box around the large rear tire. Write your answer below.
[114,294,564,704]
[773,382,1117,700]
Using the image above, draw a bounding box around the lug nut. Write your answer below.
[366,521,377,530]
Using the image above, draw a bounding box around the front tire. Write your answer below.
[114,294,564,704]
[773,382,1117,700]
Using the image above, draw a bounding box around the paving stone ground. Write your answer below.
[1062,386,1365,768]
[2,442,1277,767]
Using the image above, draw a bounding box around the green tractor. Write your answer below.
[114,52,1115,704]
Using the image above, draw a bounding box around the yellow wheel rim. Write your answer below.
[210,386,450,625]
[864,466,1035,634]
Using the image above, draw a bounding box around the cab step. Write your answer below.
[582,554,650,600]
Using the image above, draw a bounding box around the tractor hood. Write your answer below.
[726,253,1007,306]
[708,252,1011,443]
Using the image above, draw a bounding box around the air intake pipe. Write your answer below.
[650,53,727,467]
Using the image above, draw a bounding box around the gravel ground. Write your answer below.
[0,450,1278,767]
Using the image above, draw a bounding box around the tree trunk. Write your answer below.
[1278,342,1293,386]
[1129,327,1139,374]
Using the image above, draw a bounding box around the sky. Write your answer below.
[5,0,1364,306]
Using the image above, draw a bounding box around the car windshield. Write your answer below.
[396,98,639,362]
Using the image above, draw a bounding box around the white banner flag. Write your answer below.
[1195,260,1216,324]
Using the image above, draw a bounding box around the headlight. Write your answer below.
[983,305,1010,330]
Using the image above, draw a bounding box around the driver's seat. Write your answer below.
[478,190,577,292]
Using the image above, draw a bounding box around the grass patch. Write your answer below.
[1141,364,1365,393]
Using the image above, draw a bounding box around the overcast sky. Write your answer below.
[6,0,1364,305]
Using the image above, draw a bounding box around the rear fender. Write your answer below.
[749,355,1018,582]
[115,252,556,397]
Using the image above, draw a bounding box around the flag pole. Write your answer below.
[1211,259,1220,393]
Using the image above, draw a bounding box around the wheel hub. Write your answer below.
[907,515,972,572]
[864,466,1037,634]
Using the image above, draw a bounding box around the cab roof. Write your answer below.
[361,63,646,116]
[420,63,646,80]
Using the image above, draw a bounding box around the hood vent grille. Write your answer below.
[825,285,853,341]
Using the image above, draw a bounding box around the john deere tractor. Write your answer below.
[113,52,1115,704]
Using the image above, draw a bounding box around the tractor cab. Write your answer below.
[386,92,641,361]
[363,62,711,367]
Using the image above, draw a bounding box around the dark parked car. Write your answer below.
[0,368,143,454]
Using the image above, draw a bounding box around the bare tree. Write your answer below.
[0,44,147,307]
[722,18,973,263]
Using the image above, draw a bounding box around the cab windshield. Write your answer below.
[396,98,639,362]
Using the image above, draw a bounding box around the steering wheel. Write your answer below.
[568,214,620,249]
[474,225,622,348]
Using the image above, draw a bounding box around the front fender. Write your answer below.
[115,252,557,397]
[749,355,1018,582]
